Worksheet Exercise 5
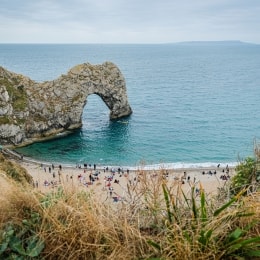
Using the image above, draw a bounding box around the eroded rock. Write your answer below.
[0,62,132,145]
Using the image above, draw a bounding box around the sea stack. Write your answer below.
[0,62,132,145]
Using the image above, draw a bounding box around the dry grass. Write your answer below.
[0,159,259,259]
[38,191,151,259]
[0,153,32,185]
[0,178,153,259]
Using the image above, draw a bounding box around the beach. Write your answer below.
[18,158,235,202]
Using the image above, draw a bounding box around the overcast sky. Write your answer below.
[1,0,260,44]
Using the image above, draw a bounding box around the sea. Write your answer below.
[0,42,260,169]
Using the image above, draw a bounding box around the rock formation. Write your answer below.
[0,62,132,145]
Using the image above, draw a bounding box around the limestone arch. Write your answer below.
[0,61,132,145]
[73,62,132,121]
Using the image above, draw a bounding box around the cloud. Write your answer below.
[1,0,260,43]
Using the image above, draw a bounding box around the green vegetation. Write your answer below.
[0,114,26,125]
[148,185,260,259]
[0,154,259,259]
[0,153,32,185]
[0,77,28,111]
[231,157,256,195]
[0,213,44,259]
[0,116,11,125]
[230,142,260,196]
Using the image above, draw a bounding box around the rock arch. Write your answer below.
[0,62,132,145]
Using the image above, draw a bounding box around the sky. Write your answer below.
[1,0,260,44]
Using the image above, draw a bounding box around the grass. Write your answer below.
[0,116,11,125]
[0,78,28,112]
[0,153,32,185]
[0,157,259,259]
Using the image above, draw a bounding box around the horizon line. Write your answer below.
[0,40,259,45]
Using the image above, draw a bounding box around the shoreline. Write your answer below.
[2,148,236,199]
[2,147,238,171]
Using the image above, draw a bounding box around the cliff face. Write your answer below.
[0,62,132,145]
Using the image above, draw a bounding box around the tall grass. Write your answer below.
[0,164,259,259]
[0,153,32,185]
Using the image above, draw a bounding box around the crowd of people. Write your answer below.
[28,161,233,201]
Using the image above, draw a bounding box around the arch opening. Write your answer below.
[82,94,110,131]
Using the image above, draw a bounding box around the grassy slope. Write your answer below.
[0,154,259,259]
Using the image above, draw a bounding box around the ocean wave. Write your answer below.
[118,161,238,171]
[4,148,238,170]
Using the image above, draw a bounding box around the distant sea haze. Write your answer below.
[1,43,260,168]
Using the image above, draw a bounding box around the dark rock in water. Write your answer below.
[0,62,132,146]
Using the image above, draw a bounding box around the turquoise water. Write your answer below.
[1,43,260,167]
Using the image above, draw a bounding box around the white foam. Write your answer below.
[93,161,238,171]
[3,148,238,170]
